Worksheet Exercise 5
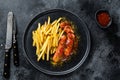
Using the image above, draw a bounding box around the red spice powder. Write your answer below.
[97,12,110,27]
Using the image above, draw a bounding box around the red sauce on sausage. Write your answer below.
[53,21,78,63]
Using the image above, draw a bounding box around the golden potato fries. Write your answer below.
[32,17,64,61]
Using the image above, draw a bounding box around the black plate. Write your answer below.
[23,9,91,75]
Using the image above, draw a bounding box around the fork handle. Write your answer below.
[13,40,19,67]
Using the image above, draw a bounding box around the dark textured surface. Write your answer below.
[0,0,120,80]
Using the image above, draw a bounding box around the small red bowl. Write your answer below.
[95,9,112,29]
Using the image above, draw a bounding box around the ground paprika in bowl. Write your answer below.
[95,9,112,28]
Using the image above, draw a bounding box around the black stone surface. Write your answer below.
[0,0,120,80]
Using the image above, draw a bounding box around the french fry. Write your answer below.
[48,16,50,24]
[37,37,50,61]
[32,17,64,61]
[57,17,62,23]
[59,30,64,40]
[51,20,57,25]
[32,31,36,46]
[42,54,45,60]
[47,43,49,61]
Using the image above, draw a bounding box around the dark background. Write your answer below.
[0,0,120,80]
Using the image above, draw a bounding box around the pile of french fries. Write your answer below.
[32,17,64,61]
